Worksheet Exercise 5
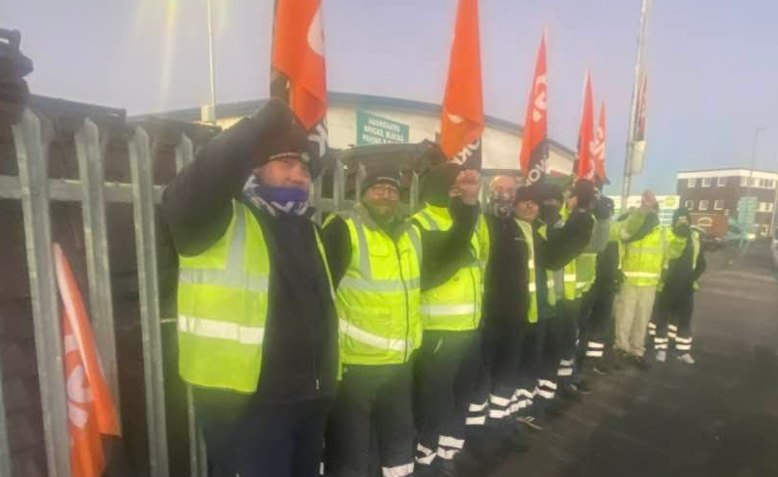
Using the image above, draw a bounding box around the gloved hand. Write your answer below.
[594,196,615,220]
[571,180,596,211]
[220,98,320,176]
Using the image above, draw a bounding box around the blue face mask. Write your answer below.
[243,176,310,216]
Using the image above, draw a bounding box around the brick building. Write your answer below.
[676,168,778,238]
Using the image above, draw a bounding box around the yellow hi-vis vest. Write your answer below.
[660,229,702,291]
[575,253,598,295]
[622,225,667,287]
[516,219,556,323]
[177,201,332,393]
[563,260,579,301]
[335,206,423,366]
[412,205,489,331]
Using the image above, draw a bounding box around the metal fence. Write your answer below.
[0,106,408,477]
[0,106,507,476]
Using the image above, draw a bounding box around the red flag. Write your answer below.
[271,0,328,156]
[576,71,596,181]
[54,244,120,477]
[440,0,484,167]
[593,102,607,185]
[519,33,548,184]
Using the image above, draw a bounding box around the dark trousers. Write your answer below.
[515,321,542,417]
[326,363,415,477]
[194,390,331,477]
[464,317,529,455]
[557,300,581,387]
[535,316,564,415]
[482,318,529,421]
[651,289,695,354]
[414,330,480,468]
[577,282,616,369]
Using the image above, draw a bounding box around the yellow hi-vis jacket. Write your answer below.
[517,219,556,323]
[412,204,489,331]
[621,224,667,287]
[177,201,332,393]
[334,206,423,365]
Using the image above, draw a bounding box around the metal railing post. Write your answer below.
[333,158,345,212]
[173,133,208,477]
[410,172,420,213]
[0,358,12,477]
[12,109,72,476]
[74,119,121,421]
[129,126,169,477]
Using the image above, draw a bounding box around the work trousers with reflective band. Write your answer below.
[477,317,530,422]
[512,322,542,418]
[650,289,694,354]
[557,299,581,387]
[614,282,657,357]
[576,283,615,369]
[414,330,480,469]
[193,390,331,477]
[326,363,415,477]
[532,317,563,417]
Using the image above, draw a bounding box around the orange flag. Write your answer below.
[440,0,484,167]
[271,0,328,157]
[54,244,120,477]
[519,32,548,184]
[593,102,607,186]
[576,71,596,181]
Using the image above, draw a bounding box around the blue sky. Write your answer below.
[3,0,778,194]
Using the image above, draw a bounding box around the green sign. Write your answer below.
[737,196,757,234]
[356,111,409,146]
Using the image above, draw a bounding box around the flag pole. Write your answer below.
[621,0,651,212]
[205,0,218,123]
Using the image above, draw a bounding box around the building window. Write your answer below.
[714,200,724,210]
[687,178,697,188]
[759,202,775,213]
[702,177,712,187]
[761,225,769,237]
[717,176,727,186]
[741,177,749,187]
[699,200,710,211]
[696,217,713,228]
[685,200,694,210]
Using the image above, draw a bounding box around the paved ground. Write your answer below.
[490,244,778,477]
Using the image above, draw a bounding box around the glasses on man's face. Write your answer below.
[370,185,400,197]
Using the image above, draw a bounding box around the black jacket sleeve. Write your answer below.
[321,214,352,287]
[161,99,305,257]
[161,121,256,256]
[693,245,707,282]
[415,200,479,291]
[542,211,595,270]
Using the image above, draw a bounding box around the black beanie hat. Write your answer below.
[673,207,691,225]
[514,183,542,205]
[361,168,401,196]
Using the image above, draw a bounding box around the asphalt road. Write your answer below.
[490,245,778,477]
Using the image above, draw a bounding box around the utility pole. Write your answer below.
[744,127,765,236]
[621,0,651,212]
[203,0,218,124]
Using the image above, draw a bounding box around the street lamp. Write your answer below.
[743,127,765,240]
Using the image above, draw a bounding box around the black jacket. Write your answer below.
[161,128,338,405]
[663,232,707,294]
[482,216,529,326]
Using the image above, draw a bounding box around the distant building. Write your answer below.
[609,195,681,227]
[676,168,778,238]
[142,92,577,175]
